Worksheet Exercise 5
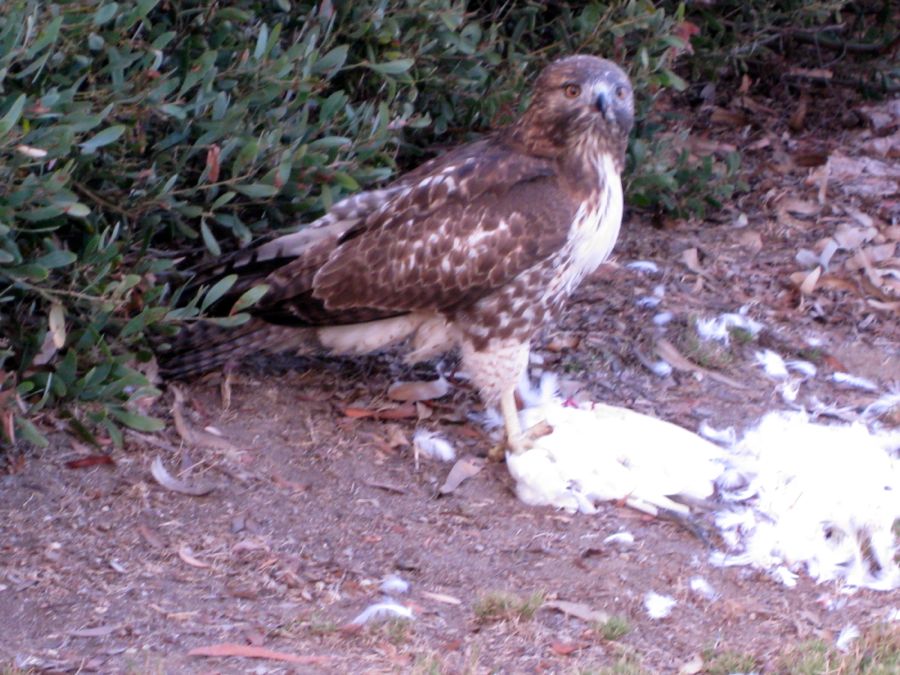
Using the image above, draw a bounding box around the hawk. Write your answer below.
[162,55,634,454]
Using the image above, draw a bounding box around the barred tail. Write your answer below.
[156,319,308,379]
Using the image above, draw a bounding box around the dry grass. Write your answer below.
[473,590,545,624]
[776,625,900,674]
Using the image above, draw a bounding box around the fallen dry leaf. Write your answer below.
[798,266,822,295]
[421,591,462,605]
[383,424,410,448]
[70,624,119,638]
[150,456,214,497]
[680,247,704,275]
[364,479,406,494]
[550,640,588,656]
[834,224,878,250]
[439,456,484,494]
[137,523,166,549]
[65,455,115,470]
[778,197,820,217]
[710,107,747,127]
[48,302,66,349]
[171,385,237,451]
[787,66,833,80]
[177,545,210,569]
[187,642,329,665]
[341,404,417,420]
[678,653,705,675]
[655,339,747,389]
[542,600,610,624]
[387,377,449,402]
[737,230,763,254]
[31,330,58,366]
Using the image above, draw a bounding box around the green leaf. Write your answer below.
[332,171,359,191]
[254,23,269,61]
[121,0,160,30]
[210,191,237,210]
[107,407,165,432]
[312,45,349,75]
[200,220,221,257]
[93,3,119,25]
[15,417,49,448]
[368,59,414,76]
[18,206,64,222]
[208,313,251,328]
[159,103,186,120]
[231,284,269,314]
[0,94,26,137]
[232,183,278,198]
[35,249,77,269]
[8,264,49,280]
[661,68,688,92]
[25,16,62,58]
[201,274,237,312]
[80,125,126,153]
[309,136,351,150]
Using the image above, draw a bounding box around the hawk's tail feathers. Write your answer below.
[156,319,305,379]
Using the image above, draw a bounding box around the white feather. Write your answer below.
[626,260,659,273]
[689,577,718,601]
[653,311,674,326]
[696,310,763,344]
[636,295,662,308]
[644,592,676,619]
[350,600,413,625]
[714,411,900,590]
[835,624,860,653]
[755,349,789,379]
[786,359,817,377]
[649,360,673,377]
[603,531,635,546]
[413,429,456,462]
[831,372,879,391]
[379,574,410,595]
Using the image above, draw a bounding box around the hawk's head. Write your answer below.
[508,55,634,164]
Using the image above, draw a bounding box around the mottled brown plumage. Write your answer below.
[161,55,634,453]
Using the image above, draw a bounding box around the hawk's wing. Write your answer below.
[256,138,577,326]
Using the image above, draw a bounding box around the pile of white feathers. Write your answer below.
[505,374,900,591]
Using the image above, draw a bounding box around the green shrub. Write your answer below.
[0,0,713,447]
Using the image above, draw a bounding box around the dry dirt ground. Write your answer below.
[1,88,899,673]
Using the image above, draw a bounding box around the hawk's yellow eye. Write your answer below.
[563,83,581,99]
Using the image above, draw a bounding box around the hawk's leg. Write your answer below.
[461,337,537,458]
[500,386,526,455]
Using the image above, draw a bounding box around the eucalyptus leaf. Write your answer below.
[232,183,278,198]
[107,407,165,432]
[368,59,415,76]
[201,274,237,312]
[79,125,126,153]
[231,284,269,314]
[0,94,26,136]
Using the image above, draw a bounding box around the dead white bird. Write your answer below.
[507,375,900,591]
[506,374,726,516]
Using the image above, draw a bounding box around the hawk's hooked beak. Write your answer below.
[595,90,611,116]
[594,81,632,132]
